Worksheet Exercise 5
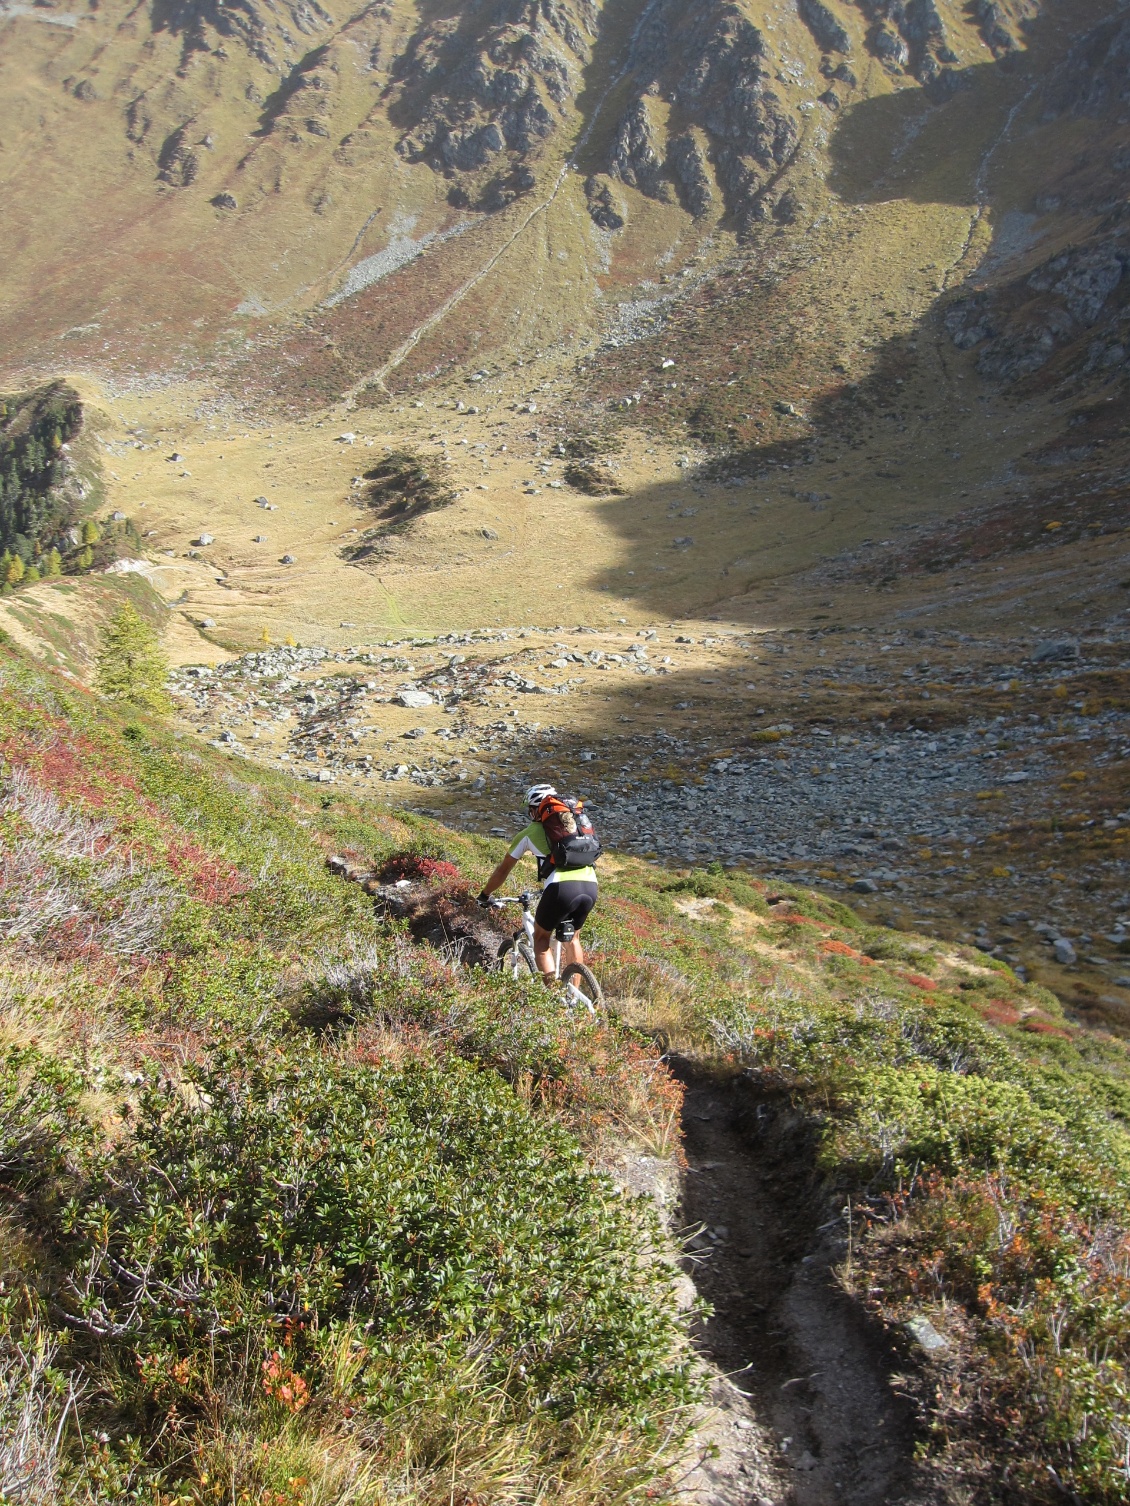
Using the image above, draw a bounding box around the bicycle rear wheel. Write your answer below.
[498,940,537,980]
[561,962,603,1012]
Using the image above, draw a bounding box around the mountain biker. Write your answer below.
[477,782,598,979]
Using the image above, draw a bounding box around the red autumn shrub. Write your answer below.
[898,971,938,991]
[378,852,461,884]
[821,938,874,962]
[978,1001,1023,1028]
[1021,1015,1072,1039]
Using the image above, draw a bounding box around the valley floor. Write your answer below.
[163,611,1130,1033]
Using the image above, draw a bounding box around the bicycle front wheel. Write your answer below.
[561,962,603,1012]
[498,941,537,980]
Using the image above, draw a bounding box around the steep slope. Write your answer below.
[2,629,1130,1501]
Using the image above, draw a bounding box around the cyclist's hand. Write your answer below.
[476,891,493,909]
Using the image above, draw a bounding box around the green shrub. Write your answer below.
[0,1047,89,1192]
[61,1045,694,1434]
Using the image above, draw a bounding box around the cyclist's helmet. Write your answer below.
[525,781,557,810]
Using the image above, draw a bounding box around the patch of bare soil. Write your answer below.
[327,854,510,968]
[674,1063,947,1506]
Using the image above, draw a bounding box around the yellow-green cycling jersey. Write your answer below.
[508,822,598,887]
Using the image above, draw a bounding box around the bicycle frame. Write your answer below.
[494,891,565,979]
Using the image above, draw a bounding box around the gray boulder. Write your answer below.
[1032,640,1079,663]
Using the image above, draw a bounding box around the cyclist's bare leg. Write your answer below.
[531,922,558,979]
[561,936,584,969]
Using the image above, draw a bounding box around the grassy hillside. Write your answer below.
[0,641,696,1503]
[3,630,1130,1500]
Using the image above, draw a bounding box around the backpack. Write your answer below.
[535,795,602,872]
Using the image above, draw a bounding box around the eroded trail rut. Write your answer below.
[674,1067,940,1506]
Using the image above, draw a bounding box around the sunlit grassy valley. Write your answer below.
[1,0,1129,1497]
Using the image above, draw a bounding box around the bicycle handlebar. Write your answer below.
[488,892,536,909]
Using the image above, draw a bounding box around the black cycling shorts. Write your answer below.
[535,880,598,935]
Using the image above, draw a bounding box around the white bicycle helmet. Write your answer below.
[525,781,557,808]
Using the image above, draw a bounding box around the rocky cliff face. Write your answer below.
[973,0,1042,57]
[593,0,802,233]
[387,0,597,200]
[585,0,1027,236]
[946,222,1129,385]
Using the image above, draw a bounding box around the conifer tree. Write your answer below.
[43,548,62,578]
[95,603,170,714]
[5,554,25,586]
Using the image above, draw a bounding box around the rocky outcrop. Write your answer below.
[157,121,200,185]
[853,0,957,83]
[798,0,852,55]
[585,0,804,232]
[674,3,799,229]
[945,216,1130,384]
[585,175,625,230]
[1043,12,1130,120]
[390,0,596,186]
[973,0,1041,57]
[1027,244,1126,326]
[609,97,669,200]
[669,131,712,217]
[253,44,341,145]
[150,0,332,70]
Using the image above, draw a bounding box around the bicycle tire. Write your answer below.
[498,941,537,980]
[561,962,604,1012]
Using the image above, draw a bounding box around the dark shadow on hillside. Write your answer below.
[826,56,1022,208]
[570,2,1130,624]
[828,0,1125,206]
[576,308,971,624]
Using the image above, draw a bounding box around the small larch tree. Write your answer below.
[95,603,170,714]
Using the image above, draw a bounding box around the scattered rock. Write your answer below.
[1054,937,1078,966]
[905,1315,947,1352]
[396,690,435,709]
[1032,640,1080,663]
[852,878,879,893]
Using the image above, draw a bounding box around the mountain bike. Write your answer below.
[490,891,604,1012]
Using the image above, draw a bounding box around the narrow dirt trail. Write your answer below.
[674,1066,941,1506]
